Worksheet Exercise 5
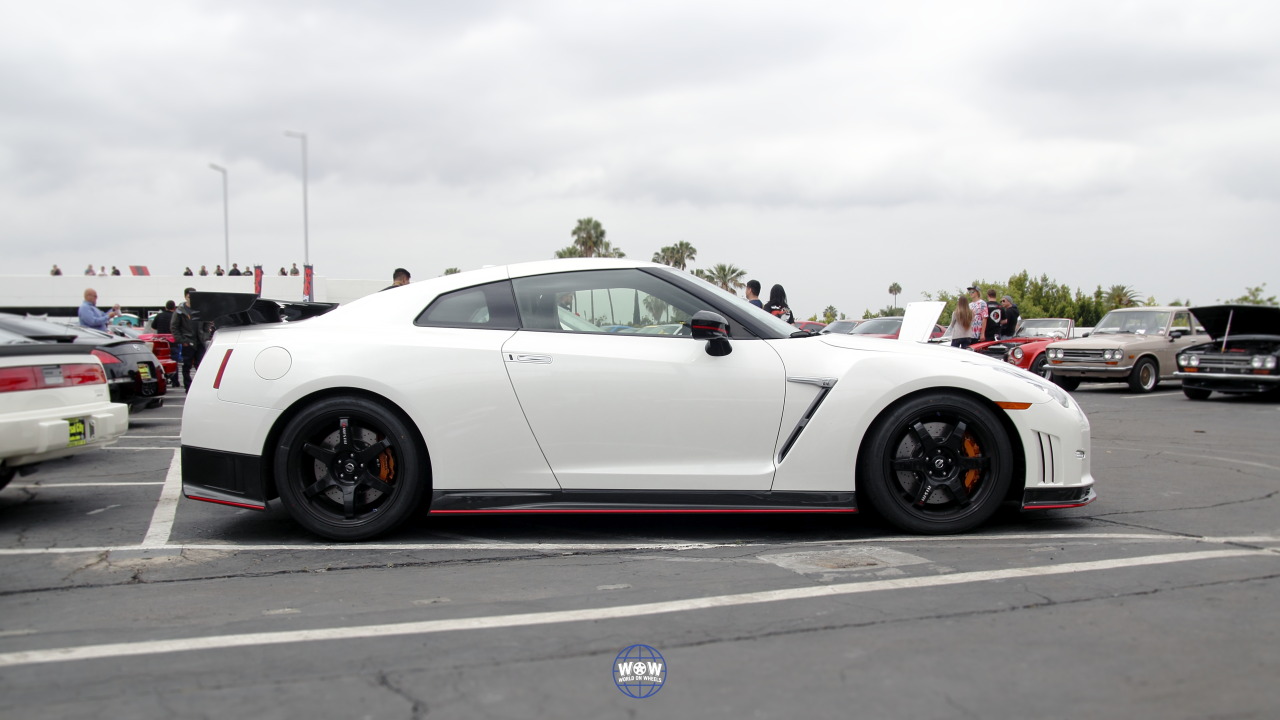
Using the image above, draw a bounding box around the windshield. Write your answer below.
[1092,310,1170,335]
[850,317,902,334]
[1017,319,1071,337]
[823,319,860,334]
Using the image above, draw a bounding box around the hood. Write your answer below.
[1190,305,1280,340]
[897,301,945,343]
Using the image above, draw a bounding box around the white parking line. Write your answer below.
[0,548,1267,668]
[9,482,165,489]
[140,450,183,548]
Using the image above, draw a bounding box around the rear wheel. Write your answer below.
[274,396,427,541]
[859,393,1013,534]
[1183,386,1212,400]
[1128,358,1159,393]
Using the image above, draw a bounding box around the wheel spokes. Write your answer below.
[302,442,335,464]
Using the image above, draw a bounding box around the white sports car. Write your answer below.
[181,259,1095,541]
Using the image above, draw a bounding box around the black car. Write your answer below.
[1177,305,1280,400]
[0,314,166,411]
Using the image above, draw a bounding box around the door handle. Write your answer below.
[506,354,553,364]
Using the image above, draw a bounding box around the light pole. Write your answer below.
[283,130,309,267]
[208,163,229,270]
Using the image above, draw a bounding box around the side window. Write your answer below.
[414,281,519,330]
[1171,312,1191,332]
[511,269,718,336]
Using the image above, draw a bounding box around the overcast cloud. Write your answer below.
[1,0,1277,317]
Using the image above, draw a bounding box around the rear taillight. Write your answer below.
[91,349,121,364]
[0,363,106,392]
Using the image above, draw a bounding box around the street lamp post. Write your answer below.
[283,130,309,267]
[208,163,229,271]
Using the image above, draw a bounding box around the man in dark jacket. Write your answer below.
[151,300,176,334]
[172,288,210,388]
[997,295,1021,339]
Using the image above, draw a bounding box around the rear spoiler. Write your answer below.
[190,292,338,329]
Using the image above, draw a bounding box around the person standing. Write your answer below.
[151,300,177,334]
[997,295,1021,339]
[982,289,1000,342]
[51,264,62,276]
[214,265,225,276]
[84,264,96,276]
[183,267,194,276]
[78,288,120,331]
[966,287,988,343]
[198,265,209,276]
[745,280,763,308]
[950,298,976,349]
[764,284,795,324]
[172,287,210,388]
[382,267,411,291]
[227,263,242,276]
[278,267,287,276]
[289,263,300,276]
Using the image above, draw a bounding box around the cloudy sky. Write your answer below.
[2,1,1277,318]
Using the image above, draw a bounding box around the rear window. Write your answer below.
[414,281,520,330]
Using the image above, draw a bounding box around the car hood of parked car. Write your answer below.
[1190,305,1280,340]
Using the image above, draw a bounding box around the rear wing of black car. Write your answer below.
[190,292,338,329]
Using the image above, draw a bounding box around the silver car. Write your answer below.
[1044,307,1206,392]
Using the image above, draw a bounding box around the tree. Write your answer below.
[651,241,696,270]
[570,217,607,257]
[1222,283,1276,305]
[822,305,838,324]
[888,282,902,308]
[443,267,460,275]
[554,245,584,258]
[706,263,747,294]
[1104,284,1142,310]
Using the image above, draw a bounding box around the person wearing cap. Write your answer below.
[966,286,988,343]
[997,295,1021,340]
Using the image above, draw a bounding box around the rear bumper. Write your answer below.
[181,445,268,510]
[0,403,128,469]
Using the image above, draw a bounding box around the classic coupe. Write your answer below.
[972,318,1075,379]
[1176,305,1280,399]
[181,259,1096,540]
[1044,307,1205,392]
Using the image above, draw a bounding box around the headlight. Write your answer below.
[1009,347,1024,361]
[1253,356,1277,369]
[1178,354,1190,367]
[985,363,1073,409]
[1189,355,1199,367]
[1048,348,1061,359]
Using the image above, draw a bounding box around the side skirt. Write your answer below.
[430,490,857,514]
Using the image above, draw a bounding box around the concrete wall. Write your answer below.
[0,274,387,315]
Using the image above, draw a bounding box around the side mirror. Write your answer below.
[690,310,732,357]
[1169,329,1186,340]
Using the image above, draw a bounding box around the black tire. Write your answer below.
[274,396,427,541]
[1128,357,1159,393]
[0,465,14,492]
[1183,386,1212,400]
[859,392,1014,534]
[1029,354,1050,380]
[1052,374,1081,391]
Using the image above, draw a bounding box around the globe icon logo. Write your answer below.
[612,644,667,698]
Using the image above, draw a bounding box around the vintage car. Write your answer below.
[1176,305,1280,400]
[848,316,946,339]
[1044,306,1206,392]
[180,259,1095,541]
[0,332,129,490]
[973,318,1075,379]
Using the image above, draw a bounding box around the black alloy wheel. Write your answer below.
[275,396,427,541]
[1128,357,1159,393]
[860,392,1014,534]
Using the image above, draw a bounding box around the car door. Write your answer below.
[502,268,786,490]
[1161,310,1203,377]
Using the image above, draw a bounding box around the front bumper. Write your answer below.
[1047,362,1133,379]
[1175,371,1280,394]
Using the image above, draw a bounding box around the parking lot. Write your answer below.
[2,385,1278,719]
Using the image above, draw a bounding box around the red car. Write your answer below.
[849,316,946,340]
[795,320,826,334]
[971,318,1074,378]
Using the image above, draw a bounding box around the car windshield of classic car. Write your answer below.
[1015,318,1072,338]
[1090,310,1170,335]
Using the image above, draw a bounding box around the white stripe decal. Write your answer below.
[0,549,1267,668]
[140,449,183,548]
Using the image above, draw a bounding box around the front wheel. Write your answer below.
[859,393,1014,534]
[1183,386,1212,400]
[1052,374,1081,391]
[1128,358,1159,393]
[274,396,428,541]
[1029,354,1050,379]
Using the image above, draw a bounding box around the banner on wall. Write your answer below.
[302,265,314,302]
[253,265,263,296]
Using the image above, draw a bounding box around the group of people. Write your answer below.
[72,265,124,276]
[744,279,796,324]
[181,263,301,277]
[77,286,211,389]
[950,287,1020,349]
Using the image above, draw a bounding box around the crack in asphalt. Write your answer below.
[373,670,429,719]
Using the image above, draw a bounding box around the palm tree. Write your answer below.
[668,241,696,270]
[596,240,626,258]
[643,295,669,323]
[652,247,675,266]
[822,305,838,323]
[707,263,747,294]
[570,218,607,257]
[1105,284,1141,309]
[443,267,460,275]
[888,282,902,308]
[554,245,584,258]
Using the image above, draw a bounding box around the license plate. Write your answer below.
[42,366,65,385]
[138,363,152,380]
[67,418,87,447]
